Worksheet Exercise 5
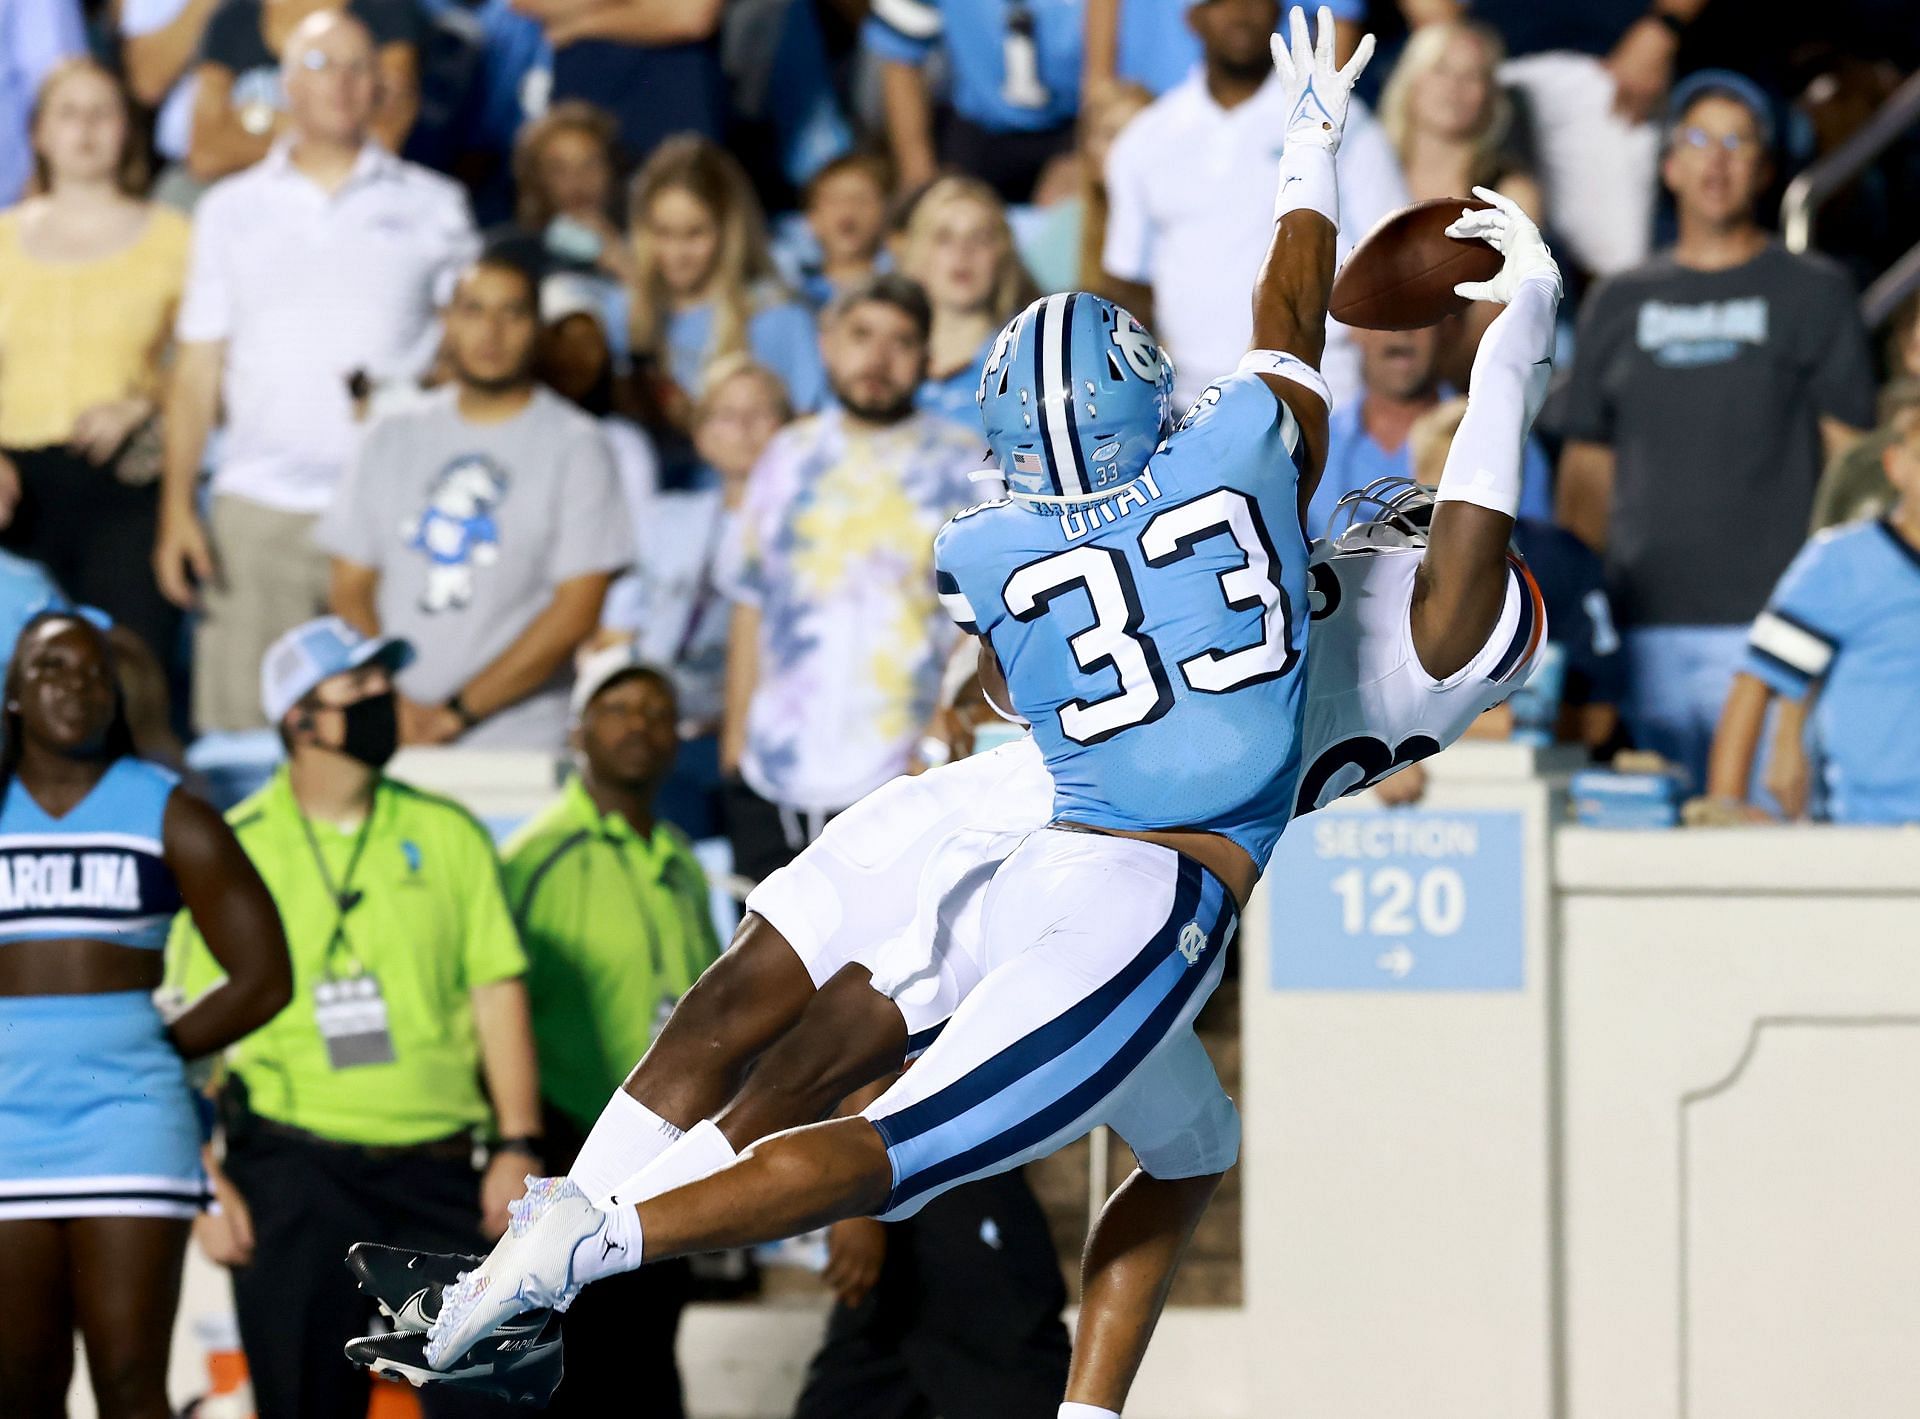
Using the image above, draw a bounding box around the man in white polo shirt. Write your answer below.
[155,9,476,732]
[1101,0,1405,412]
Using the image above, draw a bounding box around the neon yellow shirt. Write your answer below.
[501,776,722,1133]
[169,768,526,1146]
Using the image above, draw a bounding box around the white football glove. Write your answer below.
[1270,5,1375,154]
[1446,186,1562,305]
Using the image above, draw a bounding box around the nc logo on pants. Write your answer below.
[1177,922,1206,967]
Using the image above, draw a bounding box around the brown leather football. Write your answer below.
[1329,196,1502,331]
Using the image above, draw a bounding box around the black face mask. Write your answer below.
[335,690,399,769]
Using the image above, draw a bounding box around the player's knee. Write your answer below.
[789,968,907,1097]
[732,970,903,1125]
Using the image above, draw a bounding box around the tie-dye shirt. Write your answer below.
[718,405,985,810]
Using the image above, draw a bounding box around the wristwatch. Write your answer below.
[492,1135,544,1165]
[447,691,480,729]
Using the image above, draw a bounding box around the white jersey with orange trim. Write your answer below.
[1293,541,1547,814]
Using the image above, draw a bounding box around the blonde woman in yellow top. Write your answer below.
[0,59,188,662]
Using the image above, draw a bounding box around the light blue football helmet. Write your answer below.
[976,293,1176,502]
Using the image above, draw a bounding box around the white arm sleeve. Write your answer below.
[1433,274,1559,516]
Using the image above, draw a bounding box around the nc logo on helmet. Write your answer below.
[978,293,1174,502]
[1111,316,1162,383]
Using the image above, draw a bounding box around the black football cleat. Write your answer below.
[347,1242,481,1333]
[345,1311,564,1406]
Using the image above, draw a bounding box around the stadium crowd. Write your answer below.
[0,0,1917,1413]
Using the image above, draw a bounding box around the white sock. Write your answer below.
[1059,1404,1121,1419]
[573,1197,645,1283]
[605,1118,738,1206]
[567,1092,684,1206]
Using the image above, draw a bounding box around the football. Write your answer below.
[1329,196,1502,331]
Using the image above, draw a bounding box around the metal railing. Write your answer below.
[1781,67,1920,330]
[1862,239,1920,330]
[1781,67,1920,255]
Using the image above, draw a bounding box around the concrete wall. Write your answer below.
[1556,828,1920,1419]
[1240,747,1562,1419]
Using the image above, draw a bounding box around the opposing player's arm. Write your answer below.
[1411,190,1561,680]
[1248,7,1374,497]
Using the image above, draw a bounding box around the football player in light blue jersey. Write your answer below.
[418,15,1382,1381]
[933,295,1316,880]
[400,182,1566,1419]
[1707,404,1920,824]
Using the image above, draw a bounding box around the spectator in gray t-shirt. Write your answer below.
[317,255,632,749]
[1555,73,1874,789]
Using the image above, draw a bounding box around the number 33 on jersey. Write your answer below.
[935,370,1315,869]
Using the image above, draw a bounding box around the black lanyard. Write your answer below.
[297,807,375,978]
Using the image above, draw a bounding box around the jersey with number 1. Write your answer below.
[933,370,1311,869]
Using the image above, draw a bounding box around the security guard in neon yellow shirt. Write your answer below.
[499,642,720,1415]
[169,617,543,1419]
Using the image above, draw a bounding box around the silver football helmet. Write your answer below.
[1323,476,1436,553]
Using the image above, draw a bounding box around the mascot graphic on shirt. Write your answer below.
[403,456,509,613]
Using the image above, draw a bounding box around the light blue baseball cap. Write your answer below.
[260,615,414,725]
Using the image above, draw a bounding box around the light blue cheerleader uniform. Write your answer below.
[0,758,205,1220]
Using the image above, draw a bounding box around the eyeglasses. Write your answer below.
[1674,126,1761,154]
[295,49,372,76]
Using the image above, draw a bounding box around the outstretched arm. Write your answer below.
[1249,7,1374,503]
[1410,188,1562,680]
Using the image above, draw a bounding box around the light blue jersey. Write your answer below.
[666,292,828,413]
[935,370,1311,867]
[861,0,1082,134]
[1743,518,1920,824]
[0,757,183,949]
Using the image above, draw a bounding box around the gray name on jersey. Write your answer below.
[1058,468,1165,542]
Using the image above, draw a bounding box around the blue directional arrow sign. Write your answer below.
[1267,809,1526,991]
